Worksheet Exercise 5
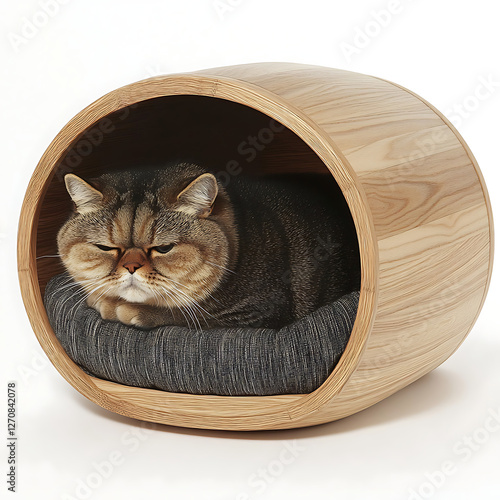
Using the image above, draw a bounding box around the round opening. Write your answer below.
[36,95,360,298]
[19,75,377,429]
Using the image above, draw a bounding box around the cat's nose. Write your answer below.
[122,261,143,274]
[120,248,146,274]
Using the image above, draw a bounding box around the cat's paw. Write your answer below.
[115,303,143,326]
[89,297,162,329]
[115,303,161,329]
[87,296,119,321]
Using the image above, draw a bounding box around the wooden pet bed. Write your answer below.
[18,63,493,431]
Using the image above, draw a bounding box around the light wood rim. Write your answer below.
[17,72,378,430]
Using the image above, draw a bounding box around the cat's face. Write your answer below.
[57,167,236,309]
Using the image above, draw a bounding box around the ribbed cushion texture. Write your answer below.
[44,273,359,396]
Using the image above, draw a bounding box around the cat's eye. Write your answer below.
[95,244,118,252]
[153,244,175,254]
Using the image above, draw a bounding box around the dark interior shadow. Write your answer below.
[74,366,463,441]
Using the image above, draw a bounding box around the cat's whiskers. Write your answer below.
[148,284,166,308]
[156,285,199,330]
[57,269,216,331]
[49,280,86,297]
[147,285,161,307]
[64,275,114,310]
[175,294,203,331]
[158,278,215,324]
[159,275,221,306]
[160,283,206,331]
[36,254,64,260]
[57,287,91,311]
[68,293,93,317]
[58,278,100,309]
[54,274,87,287]
[204,260,236,275]
[182,300,209,329]
[92,286,114,311]
[57,280,82,291]
[66,277,100,290]
[69,280,110,316]
[66,286,99,316]
[148,286,182,329]
[183,296,215,326]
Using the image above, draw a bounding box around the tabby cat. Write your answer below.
[57,163,360,329]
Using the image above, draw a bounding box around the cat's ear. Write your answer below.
[64,174,103,214]
[175,173,218,218]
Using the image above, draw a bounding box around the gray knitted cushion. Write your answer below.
[44,273,359,396]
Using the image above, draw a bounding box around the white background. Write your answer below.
[2,1,499,499]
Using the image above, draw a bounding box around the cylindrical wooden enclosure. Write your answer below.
[18,63,493,431]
